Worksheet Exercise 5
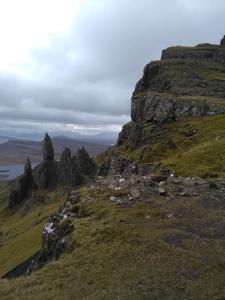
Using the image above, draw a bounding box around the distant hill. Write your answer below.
[0,136,109,165]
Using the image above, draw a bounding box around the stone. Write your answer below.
[96,158,111,177]
[158,187,167,195]
[8,157,35,208]
[43,133,54,161]
[58,147,82,186]
[76,147,96,176]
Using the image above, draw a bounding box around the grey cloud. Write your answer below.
[1,0,225,137]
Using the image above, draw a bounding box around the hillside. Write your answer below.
[0,136,109,166]
[1,36,225,300]
[98,37,225,178]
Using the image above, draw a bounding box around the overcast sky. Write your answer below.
[0,0,225,138]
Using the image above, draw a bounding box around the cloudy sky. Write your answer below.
[0,0,224,139]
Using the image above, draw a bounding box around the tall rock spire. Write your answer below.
[24,157,32,176]
[43,133,54,161]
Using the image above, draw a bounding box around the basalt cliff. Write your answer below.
[98,36,225,178]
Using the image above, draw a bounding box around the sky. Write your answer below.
[0,0,225,139]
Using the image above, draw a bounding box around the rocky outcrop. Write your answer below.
[118,37,225,142]
[58,147,83,186]
[8,157,36,208]
[220,35,225,47]
[97,154,138,177]
[28,192,80,272]
[118,121,143,146]
[99,36,225,177]
[132,38,225,124]
[76,147,96,176]
[43,133,54,161]
[131,91,225,124]
[34,134,95,189]
[35,134,58,189]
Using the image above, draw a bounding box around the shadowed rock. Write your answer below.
[43,133,54,161]
[8,157,35,208]
[58,147,83,186]
[34,133,57,189]
[76,146,96,176]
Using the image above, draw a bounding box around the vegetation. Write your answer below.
[116,114,225,177]
[0,186,66,277]
[1,184,225,299]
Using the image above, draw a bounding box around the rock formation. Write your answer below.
[8,157,35,208]
[58,147,83,186]
[98,36,225,177]
[34,134,94,189]
[43,133,54,161]
[28,192,80,272]
[35,133,58,189]
[118,36,225,144]
[221,35,225,47]
[76,146,96,176]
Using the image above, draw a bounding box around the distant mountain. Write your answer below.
[0,136,109,166]
[0,131,118,145]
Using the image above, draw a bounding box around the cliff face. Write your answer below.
[131,42,225,125]
[99,37,225,178]
[121,38,225,139]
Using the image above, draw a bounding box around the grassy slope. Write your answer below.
[117,114,225,177]
[0,186,66,277]
[1,185,225,299]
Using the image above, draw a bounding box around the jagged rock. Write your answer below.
[132,91,175,123]
[34,134,57,189]
[138,163,160,176]
[58,147,82,186]
[131,38,225,125]
[8,157,35,208]
[117,121,143,146]
[29,218,74,271]
[76,147,96,176]
[96,158,111,177]
[28,192,81,272]
[43,133,54,161]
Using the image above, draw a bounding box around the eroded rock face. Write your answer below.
[97,155,138,177]
[58,147,83,186]
[128,37,225,125]
[76,147,96,176]
[132,92,175,123]
[118,121,143,146]
[8,157,35,208]
[28,192,79,272]
[220,36,225,47]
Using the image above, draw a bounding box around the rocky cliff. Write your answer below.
[99,36,225,178]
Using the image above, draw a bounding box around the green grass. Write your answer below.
[116,114,225,177]
[1,185,225,299]
[0,188,66,277]
[201,69,225,81]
